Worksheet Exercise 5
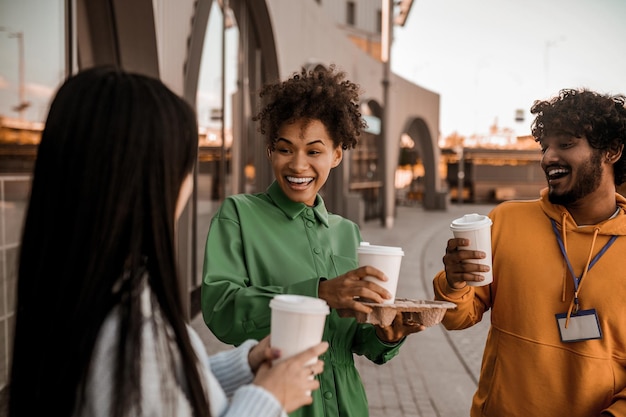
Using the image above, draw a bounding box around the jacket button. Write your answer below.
[324,392,333,399]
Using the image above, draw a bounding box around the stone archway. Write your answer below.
[402,117,445,210]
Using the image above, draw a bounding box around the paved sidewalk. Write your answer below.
[191,202,496,417]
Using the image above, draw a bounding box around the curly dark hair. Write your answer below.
[530,88,626,185]
[253,65,367,151]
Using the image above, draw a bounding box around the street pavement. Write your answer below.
[191,202,497,417]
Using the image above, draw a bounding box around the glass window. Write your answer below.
[196,0,239,198]
[0,0,66,392]
[195,0,239,284]
[0,0,65,124]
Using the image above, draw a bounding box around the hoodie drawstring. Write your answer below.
[551,218,617,328]
[564,227,598,326]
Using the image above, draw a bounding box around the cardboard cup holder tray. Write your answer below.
[337,298,456,327]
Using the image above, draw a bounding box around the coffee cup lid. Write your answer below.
[269,294,330,315]
[450,213,492,230]
[357,242,404,256]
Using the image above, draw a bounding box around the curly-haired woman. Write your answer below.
[201,65,423,417]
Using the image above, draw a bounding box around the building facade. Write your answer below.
[0,0,443,400]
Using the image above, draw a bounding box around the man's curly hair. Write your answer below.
[530,88,626,185]
[253,65,366,151]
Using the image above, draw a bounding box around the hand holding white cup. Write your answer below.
[270,295,329,365]
[449,213,493,286]
[270,294,329,396]
[357,242,404,304]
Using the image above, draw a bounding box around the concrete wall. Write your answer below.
[149,0,443,225]
[265,0,442,225]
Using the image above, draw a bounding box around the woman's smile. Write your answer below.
[270,118,342,206]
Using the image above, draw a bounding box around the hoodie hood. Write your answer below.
[539,187,626,236]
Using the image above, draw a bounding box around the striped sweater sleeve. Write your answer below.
[206,339,257,396]
[187,331,286,417]
[226,385,286,417]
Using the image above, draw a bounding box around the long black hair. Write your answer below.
[8,66,208,416]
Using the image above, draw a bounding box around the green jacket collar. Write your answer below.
[267,181,330,227]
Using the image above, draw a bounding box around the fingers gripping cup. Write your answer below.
[449,213,493,286]
[270,295,329,365]
[357,243,404,304]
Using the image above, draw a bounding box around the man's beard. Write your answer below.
[548,150,603,206]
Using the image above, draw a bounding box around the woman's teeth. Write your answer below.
[287,176,313,184]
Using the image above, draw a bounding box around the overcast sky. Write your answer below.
[391,0,626,138]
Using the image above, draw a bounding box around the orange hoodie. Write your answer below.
[434,188,626,417]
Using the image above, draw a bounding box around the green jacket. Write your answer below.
[201,181,403,417]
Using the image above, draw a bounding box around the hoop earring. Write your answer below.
[266,148,272,159]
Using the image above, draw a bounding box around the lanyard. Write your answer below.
[550,219,617,313]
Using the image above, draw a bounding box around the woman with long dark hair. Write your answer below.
[8,66,326,417]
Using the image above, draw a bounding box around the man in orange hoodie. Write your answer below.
[434,88,626,417]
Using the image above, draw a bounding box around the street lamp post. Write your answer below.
[544,37,565,91]
[379,0,414,227]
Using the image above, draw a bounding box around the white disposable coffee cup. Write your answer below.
[449,213,493,286]
[270,294,329,365]
[357,242,404,304]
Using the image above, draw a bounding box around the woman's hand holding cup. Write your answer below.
[318,266,392,313]
[253,341,328,413]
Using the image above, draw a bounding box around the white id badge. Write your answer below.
[555,309,602,342]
